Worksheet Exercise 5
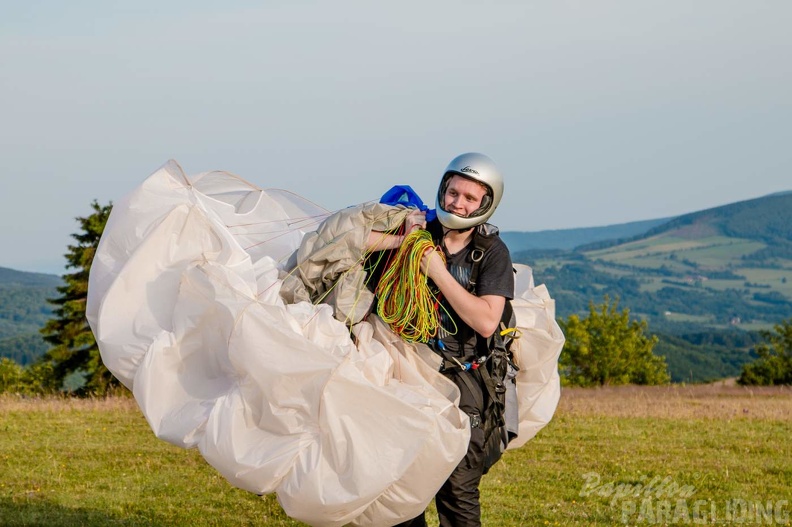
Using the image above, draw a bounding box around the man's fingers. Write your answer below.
[405,209,427,233]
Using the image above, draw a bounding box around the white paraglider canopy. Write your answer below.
[86,160,564,527]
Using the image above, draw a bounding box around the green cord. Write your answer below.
[376,230,455,343]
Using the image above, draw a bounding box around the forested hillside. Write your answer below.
[0,267,61,287]
[516,191,792,382]
[0,267,61,365]
[501,217,668,252]
[580,191,792,254]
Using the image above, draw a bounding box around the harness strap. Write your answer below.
[466,224,497,294]
[435,342,508,437]
[457,369,486,426]
[477,361,505,432]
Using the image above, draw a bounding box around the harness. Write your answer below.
[427,221,520,472]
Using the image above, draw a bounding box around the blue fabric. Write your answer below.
[379,185,436,222]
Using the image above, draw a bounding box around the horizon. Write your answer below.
[6,186,790,276]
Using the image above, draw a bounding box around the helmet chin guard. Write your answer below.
[435,153,503,230]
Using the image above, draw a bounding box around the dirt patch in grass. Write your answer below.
[0,393,138,413]
[558,382,792,420]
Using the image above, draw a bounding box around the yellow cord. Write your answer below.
[376,230,447,343]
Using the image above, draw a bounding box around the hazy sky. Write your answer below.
[2,1,790,273]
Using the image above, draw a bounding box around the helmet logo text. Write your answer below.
[460,166,479,175]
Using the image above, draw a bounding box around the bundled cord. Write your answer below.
[375,230,447,343]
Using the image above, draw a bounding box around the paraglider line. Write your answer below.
[375,230,457,343]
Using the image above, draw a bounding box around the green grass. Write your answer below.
[586,235,698,259]
[741,269,792,295]
[637,277,669,294]
[659,312,714,324]
[586,235,768,271]
[678,241,766,268]
[728,321,777,332]
[0,397,299,526]
[2,389,791,526]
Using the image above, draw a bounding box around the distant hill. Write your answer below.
[513,191,792,383]
[523,191,792,320]
[579,192,792,255]
[501,218,669,253]
[0,266,62,287]
[0,266,61,365]
[648,192,792,241]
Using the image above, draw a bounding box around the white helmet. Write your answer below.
[435,152,504,230]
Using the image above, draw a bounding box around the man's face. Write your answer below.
[442,175,487,218]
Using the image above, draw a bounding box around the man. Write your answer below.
[395,152,514,527]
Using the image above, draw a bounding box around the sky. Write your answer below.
[2,1,790,274]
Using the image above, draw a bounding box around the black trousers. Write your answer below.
[394,369,487,527]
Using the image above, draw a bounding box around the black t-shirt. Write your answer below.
[428,220,514,357]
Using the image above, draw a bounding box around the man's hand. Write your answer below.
[420,246,445,281]
[367,209,427,252]
[404,209,426,234]
[418,243,505,338]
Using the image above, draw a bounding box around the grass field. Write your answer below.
[586,236,765,269]
[2,385,791,526]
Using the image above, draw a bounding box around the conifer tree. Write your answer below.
[40,200,116,394]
